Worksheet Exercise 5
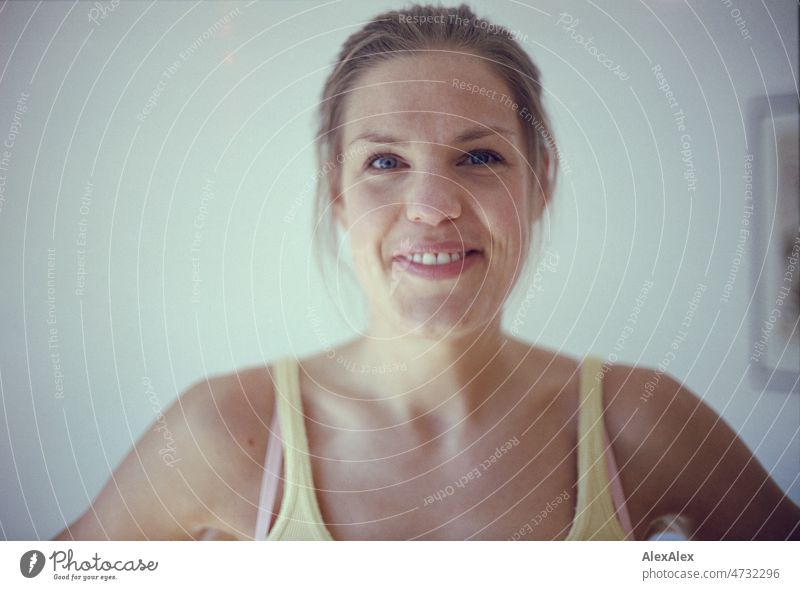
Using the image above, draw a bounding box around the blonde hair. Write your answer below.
[313,3,558,281]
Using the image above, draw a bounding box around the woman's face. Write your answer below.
[335,52,540,338]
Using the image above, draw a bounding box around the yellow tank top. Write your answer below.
[264,355,631,540]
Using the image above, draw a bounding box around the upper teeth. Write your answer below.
[405,252,463,265]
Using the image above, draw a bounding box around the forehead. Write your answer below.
[341,52,522,145]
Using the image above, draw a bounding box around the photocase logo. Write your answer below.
[20,550,45,578]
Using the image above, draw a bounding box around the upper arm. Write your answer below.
[52,371,274,541]
[603,365,800,541]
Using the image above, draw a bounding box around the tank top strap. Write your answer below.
[568,355,630,540]
[266,356,333,540]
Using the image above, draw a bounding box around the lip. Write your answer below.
[392,250,482,280]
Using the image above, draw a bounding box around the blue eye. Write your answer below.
[463,150,503,166]
[368,154,399,170]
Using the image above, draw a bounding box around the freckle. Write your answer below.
[247,438,254,446]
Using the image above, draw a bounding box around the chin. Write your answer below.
[393,298,492,340]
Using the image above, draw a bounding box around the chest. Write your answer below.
[304,392,581,540]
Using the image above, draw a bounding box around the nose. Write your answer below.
[404,171,462,225]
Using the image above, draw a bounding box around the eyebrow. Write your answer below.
[347,125,516,148]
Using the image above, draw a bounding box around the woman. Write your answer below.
[53,3,800,541]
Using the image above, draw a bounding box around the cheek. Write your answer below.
[484,189,531,250]
[341,190,394,256]
[340,168,397,215]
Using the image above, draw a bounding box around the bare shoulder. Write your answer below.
[52,363,277,540]
[177,363,278,475]
[600,362,800,540]
[199,363,278,453]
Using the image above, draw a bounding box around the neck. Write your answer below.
[347,317,522,424]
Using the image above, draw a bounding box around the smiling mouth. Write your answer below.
[391,249,482,280]
[394,249,482,266]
